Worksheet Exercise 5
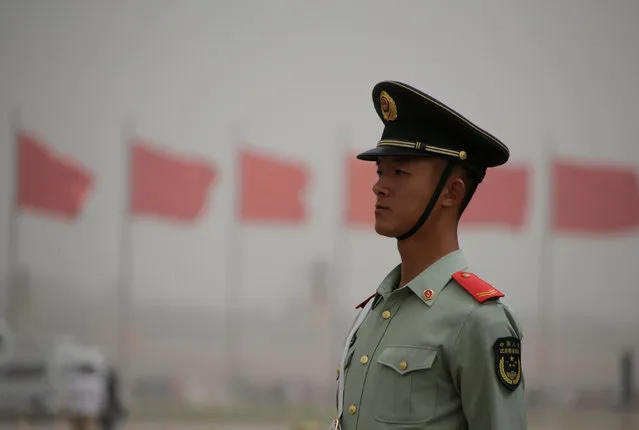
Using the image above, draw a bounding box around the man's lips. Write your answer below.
[375,204,390,211]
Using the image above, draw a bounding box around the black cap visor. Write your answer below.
[356,144,438,162]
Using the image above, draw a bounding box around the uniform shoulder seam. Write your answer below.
[448,304,480,358]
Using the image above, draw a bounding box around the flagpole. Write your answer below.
[537,134,555,399]
[225,122,245,399]
[331,124,351,382]
[5,108,22,325]
[117,116,135,385]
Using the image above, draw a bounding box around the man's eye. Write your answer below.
[377,169,406,176]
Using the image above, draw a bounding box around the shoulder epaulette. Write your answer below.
[452,271,504,303]
[355,292,377,309]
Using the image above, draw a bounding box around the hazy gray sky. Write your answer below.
[0,0,637,326]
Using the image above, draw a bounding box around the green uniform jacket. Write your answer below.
[337,249,527,430]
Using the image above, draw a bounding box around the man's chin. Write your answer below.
[374,222,401,238]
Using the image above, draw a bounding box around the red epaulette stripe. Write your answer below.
[452,271,504,304]
[355,292,377,309]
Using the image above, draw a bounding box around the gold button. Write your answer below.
[459,150,467,160]
[399,361,408,371]
[360,355,369,365]
[348,404,357,414]
[382,310,391,320]
[462,272,471,278]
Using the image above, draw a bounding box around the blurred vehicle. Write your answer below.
[0,359,54,420]
[0,330,105,421]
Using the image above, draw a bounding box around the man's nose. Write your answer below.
[372,178,388,197]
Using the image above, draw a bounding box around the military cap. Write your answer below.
[357,81,510,181]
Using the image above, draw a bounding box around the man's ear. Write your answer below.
[440,177,467,209]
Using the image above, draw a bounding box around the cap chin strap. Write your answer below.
[396,161,456,241]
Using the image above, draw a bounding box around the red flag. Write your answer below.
[552,160,639,233]
[461,165,530,229]
[130,140,216,222]
[345,156,377,227]
[239,148,308,222]
[17,131,93,219]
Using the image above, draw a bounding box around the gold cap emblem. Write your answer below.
[380,91,398,121]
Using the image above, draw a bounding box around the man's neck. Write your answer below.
[397,228,459,287]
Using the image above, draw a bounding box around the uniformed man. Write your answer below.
[98,365,126,430]
[333,81,527,430]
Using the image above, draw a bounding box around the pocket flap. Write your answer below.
[376,346,438,375]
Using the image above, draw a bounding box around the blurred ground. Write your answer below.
[2,409,639,430]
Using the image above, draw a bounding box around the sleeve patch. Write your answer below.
[493,336,522,391]
[452,271,504,303]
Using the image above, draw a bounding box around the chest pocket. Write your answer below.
[373,345,439,425]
